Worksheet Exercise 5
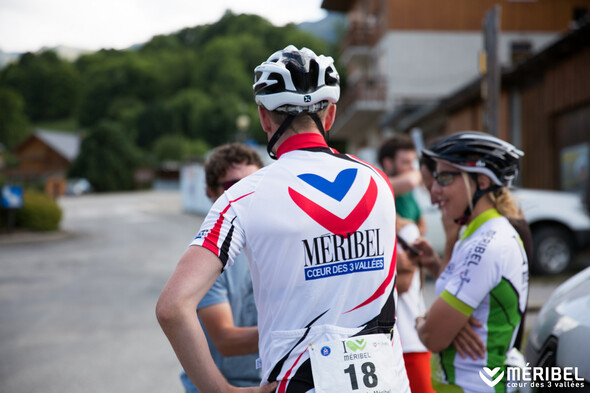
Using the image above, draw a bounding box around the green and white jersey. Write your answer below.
[432,209,529,393]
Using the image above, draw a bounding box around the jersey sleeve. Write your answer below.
[190,192,247,271]
[441,232,502,311]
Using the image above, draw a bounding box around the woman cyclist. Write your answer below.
[411,131,529,392]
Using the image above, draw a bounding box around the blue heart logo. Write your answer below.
[297,168,357,201]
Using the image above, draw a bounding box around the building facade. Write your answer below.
[397,22,590,193]
[322,0,590,165]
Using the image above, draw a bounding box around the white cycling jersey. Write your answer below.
[433,209,529,393]
[396,223,428,354]
[191,133,409,393]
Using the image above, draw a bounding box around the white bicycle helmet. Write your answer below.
[253,45,340,159]
[253,45,340,113]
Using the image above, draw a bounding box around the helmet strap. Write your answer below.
[267,114,295,160]
[266,112,328,160]
[308,112,327,142]
[453,174,499,225]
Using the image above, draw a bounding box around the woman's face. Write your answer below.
[420,163,437,204]
[431,161,474,221]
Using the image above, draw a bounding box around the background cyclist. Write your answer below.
[411,132,529,392]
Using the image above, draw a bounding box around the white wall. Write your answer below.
[180,163,211,216]
[378,31,559,104]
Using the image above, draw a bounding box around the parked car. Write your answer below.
[524,266,590,391]
[66,178,93,196]
[416,187,590,275]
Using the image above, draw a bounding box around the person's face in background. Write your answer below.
[207,162,260,201]
[393,149,417,175]
[382,149,417,176]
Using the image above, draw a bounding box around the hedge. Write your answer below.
[15,190,62,231]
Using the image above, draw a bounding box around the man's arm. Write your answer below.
[156,246,274,393]
[416,216,427,236]
[388,169,422,195]
[199,303,258,357]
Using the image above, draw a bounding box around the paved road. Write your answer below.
[1,190,587,393]
[1,191,201,393]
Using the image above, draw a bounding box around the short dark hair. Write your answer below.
[266,105,331,130]
[205,143,264,189]
[377,134,415,167]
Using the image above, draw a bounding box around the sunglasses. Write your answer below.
[433,171,462,186]
[216,179,241,190]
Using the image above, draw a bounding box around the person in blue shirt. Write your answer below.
[180,143,264,393]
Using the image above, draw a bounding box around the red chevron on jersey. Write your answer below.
[346,242,398,313]
[288,176,378,237]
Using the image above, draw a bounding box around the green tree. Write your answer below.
[165,88,213,139]
[195,36,252,101]
[66,10,335,172]
[76,52,160,127]
[0,88,30,148]
[136,102,175,148]
[152,134,209,162]
[141,48,200,96]
[106,96,145,142]
[1,51,80,121]
[69,121,141,191]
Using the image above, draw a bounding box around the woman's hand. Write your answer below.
[452,316,485,360]
[409,237,441,277]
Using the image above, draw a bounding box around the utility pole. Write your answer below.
[481,5,501,136]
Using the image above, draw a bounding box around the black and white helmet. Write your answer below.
[253,45,340,114]
[422,131,524,187]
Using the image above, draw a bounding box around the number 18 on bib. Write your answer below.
[309,333,404,393]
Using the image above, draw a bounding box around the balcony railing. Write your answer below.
[341,22,381,51]
[338,75,387,115]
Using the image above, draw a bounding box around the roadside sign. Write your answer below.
[1,185,24,209]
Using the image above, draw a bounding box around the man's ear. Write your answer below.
[382,157,395,174]
[206,187,219,202]
[258,106,273,135]
[477,173,491,190]
[323,104,337,131]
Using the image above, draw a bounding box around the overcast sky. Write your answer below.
[0,0,327,53]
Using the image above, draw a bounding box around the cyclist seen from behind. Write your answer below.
[410,132,529,392]
[156,45,410,393]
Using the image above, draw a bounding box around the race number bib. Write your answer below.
[309,333,401,393]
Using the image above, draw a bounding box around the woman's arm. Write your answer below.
[415,296,471,353]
